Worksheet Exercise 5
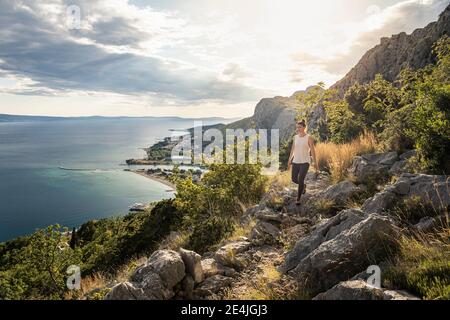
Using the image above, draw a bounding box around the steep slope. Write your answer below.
[331,4,450,94]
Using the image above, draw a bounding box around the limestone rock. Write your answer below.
[348,152,398,183]
[313,280,420,300]
[179,248,204,283]
[193,275,233,297]
[105,282,147,300]
[214,241,251,270]
[201,258,236,278]
[282,209,364,273]
[287,214,399,295]
[250,221,281,245]
[318,180,362,205]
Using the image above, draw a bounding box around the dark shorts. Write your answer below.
[291,163,310,185]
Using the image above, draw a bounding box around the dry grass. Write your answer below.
[226,219,257,243]
[270,171,292,190]
[316,131,377,183]
[158,230,191,251]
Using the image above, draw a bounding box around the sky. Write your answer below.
[0,0,448,118]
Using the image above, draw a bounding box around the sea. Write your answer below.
[0,116,230,242]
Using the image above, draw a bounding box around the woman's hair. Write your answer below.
[297,119,307,128]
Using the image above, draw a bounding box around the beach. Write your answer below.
[129,169,176,190]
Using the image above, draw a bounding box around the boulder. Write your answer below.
[193,275,233,297]
[318,180,363,205]
[399,150,416,160]
[179,248,204,283]
[361,190,397,214]
[399,174,450,208]
[313,280,420,300]
[214,241,251,270]
[313,280,385,300]
[362,173,450,216]
[133,250,185,289]
[105,282,148,300]
[250,221,281,245]
[282,209,364,273]
[201,258,236,278]
[287,214,399,295]
[110,250,186,300]
[254,210,284,223]
[180,275,195,300]
[348,152,398,183]
[389,160,408,175]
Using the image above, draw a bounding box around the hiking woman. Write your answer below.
[288,120,318,205]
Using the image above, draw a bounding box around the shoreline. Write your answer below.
[128,169,176,190]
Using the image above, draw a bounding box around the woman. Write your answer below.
[288,120,318,205]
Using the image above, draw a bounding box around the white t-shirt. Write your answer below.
[293,134,311,164]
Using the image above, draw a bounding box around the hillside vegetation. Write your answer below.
[0,34,449,301]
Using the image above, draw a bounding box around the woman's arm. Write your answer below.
[309,136,319,171]
[287,138,295,170]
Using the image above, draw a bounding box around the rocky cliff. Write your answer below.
[225,95,298,144]
[331,4,450,95]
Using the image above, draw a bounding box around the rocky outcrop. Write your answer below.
[106,244,242,300]
[179,248,204,284]
[201,258,237,278]
[282,209,365,273]
[193,275,234,297]
[362,173,450,215]
[250,221,281,245]
[331,4,450,95]
[317,180,363,206]
[348,151,399,183]
[313,280,420,300]
[106,250,185,300]
[284,214,399,296]
[225,96,298,144]
[214,241,252,270]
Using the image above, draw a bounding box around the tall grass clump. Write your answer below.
[315,131,377,183]
[384,228,450,300]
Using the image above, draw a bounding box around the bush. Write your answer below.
[175,163,267,253]
[0,225,82,300]
[187,216,234,254]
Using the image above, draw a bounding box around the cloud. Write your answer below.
[290,0,449,80]
[0,0,266,103]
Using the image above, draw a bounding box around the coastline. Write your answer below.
[128,169,176,190]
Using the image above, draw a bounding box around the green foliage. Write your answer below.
[324,100,364,143]
[187,216,234,254]
[175,163,268,252]
[0,225,82,300]
[407,73,450,173]
[0,200,182,299]
[321,36,450,173]
[77,199,182,275]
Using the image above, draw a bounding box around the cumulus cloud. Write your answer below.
[290,0,449,80]
[0,0,266,103]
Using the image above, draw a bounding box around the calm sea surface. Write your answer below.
[0,117,226,242]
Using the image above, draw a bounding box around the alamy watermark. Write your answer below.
[66,265,81,290]
[170,121,280,175]
[366,265,381,288]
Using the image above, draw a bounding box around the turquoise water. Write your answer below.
[0,117,225,242]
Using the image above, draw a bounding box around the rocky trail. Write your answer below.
[104,150,449,301]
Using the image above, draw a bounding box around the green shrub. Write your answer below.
[187,216,234,254]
